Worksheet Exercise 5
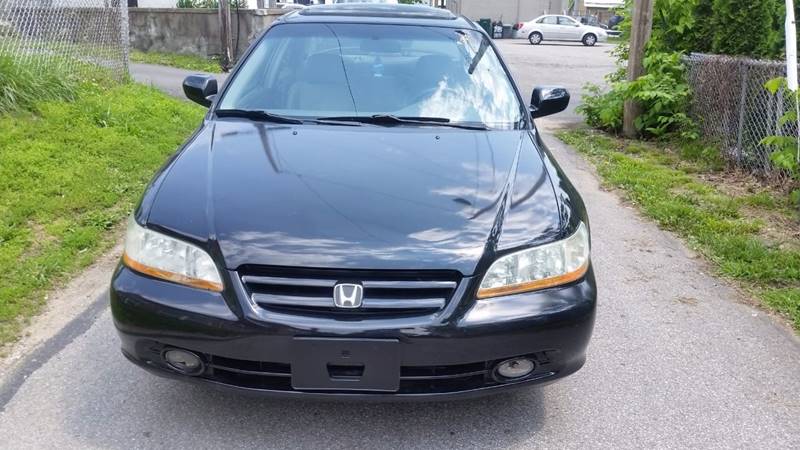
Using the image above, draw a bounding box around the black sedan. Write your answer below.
[111,4,596,400]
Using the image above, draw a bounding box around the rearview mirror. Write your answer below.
[182,75,218,107]
[530,86,570,118]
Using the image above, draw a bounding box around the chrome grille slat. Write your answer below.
[242,276,337,288]
[252,295,447,311]
[239,268,460,316]
[361,280,457,289]
[252,294,334,308]
[362,298,445,309]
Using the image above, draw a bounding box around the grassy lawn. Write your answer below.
[0,81,203,345]
[558,129,800,331]
[130,50,222,73]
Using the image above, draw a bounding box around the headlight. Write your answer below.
[122,216,223,292]
[477,222,589,299]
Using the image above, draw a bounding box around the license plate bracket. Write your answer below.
[291,338,400,392]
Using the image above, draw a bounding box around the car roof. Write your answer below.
[278,4,477,29]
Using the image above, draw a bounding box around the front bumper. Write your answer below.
[110,264,597,400]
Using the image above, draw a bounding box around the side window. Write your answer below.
[558,16,576,26]
[539,16,557,25]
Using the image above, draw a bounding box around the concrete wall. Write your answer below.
[448,0,568,24]
[130,1,329,7]
[128,8,287,58]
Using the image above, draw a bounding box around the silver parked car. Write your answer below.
[517,14,608,46]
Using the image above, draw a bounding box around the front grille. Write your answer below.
[238,266,461,316]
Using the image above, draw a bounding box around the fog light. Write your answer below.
[163,349,203,375]
[495,357,535,380]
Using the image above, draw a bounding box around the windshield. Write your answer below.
[218,23,524,128]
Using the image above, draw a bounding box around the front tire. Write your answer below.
[529,32,543,45]
[582,33,597,46]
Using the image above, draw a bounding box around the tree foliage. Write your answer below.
[709,0,782,59]
[579,0,794,139]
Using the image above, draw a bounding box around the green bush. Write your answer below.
[579,0,698,138]
[761,78,800,203]
[579,0,796,139]
[578,51,695,138]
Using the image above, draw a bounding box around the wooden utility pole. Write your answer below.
[218,0,233,71]
[622,0,654,138]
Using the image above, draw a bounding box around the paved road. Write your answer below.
[496,40,617,126]
[1,42,799,449]
[130,63,229,98]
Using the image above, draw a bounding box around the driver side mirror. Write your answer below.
[530,86,570,118]
[182,75,218,107]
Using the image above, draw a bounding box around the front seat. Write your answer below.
[413,54,460,93]
[287,53,357,114]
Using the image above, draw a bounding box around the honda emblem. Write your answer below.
[333,283,363,309]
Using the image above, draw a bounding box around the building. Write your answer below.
[444,0,567,25]
[584,0,623,23]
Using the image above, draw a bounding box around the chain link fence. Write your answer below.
[0,0,128,80]
[683,53,797,182]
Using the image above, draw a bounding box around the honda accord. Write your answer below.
[110,4,596,400]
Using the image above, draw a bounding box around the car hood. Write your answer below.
[145,120,562,275]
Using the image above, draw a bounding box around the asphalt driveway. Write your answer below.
[0,42,798,449]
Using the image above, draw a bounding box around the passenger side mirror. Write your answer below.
[530,86,570,118]
[182,75,218,107]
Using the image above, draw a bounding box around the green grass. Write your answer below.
[0,80,204,344]
[558,129,800,331]
[130,50,222,73]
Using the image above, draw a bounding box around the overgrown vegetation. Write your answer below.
[579,0,794,138]
[130,50,222,73]
[0,54,79,114]
[559,129,800,330]
[0,61,203,344]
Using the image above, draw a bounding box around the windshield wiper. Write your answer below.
[468,37,490,75]
[316,114,488,130]
[215,109,304,124]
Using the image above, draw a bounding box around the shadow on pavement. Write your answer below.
[63,319,547,449]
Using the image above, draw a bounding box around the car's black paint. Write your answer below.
[114,5,595,399]
[146,123,563,275]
